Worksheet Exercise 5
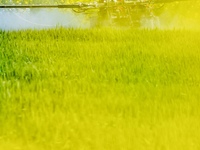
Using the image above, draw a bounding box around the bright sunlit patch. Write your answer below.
[159,1,200,30]
[141,1,200,30]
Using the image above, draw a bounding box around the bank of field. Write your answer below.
[0,28,200,150]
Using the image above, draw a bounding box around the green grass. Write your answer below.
[0,28,200,150]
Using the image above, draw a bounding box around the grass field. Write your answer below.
[0,28,200,150]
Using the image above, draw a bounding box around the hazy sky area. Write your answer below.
[0,8,89,30]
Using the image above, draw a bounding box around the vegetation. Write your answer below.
[0,28,200,150]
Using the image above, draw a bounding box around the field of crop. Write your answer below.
[0,28,200,150]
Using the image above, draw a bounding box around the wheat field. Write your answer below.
[0,28,200,149]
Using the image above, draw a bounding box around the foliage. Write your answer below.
[0,28,200,150]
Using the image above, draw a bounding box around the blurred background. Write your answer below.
[0,0,200,30]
